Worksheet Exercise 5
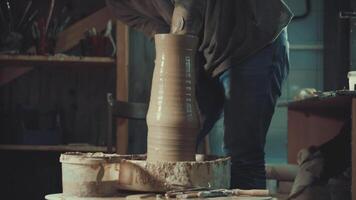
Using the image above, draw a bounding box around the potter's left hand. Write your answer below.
[171,0,205,35]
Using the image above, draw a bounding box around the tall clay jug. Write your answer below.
[146,34,200,162]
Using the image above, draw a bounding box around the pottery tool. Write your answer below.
[104,20,117,56]
[5,0,14,32]
[168,188,270,199]
[36,18,49,54]
[48,17,58,38]
[45,0,55,34]
[16,0,32,30]
[31,22,40,40]
[21,9,39,31]
[165,186,208,198]
[56,5,71,32]
[57,16,71,32]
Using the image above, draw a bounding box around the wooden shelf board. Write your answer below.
[0,144,110,152]
[0,54,115,68]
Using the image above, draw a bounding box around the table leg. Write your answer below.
[352,98,356,200]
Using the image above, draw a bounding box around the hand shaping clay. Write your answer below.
[146,34,200,161]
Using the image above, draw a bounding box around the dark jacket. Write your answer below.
[106,0,293,77]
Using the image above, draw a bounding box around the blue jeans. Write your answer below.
[196,30,289,189]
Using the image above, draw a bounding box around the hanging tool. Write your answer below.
[166,188,270,199]
[21,9,39,31]
[31,21,40,40]
[104,20,116,56]
[45,0,55,34]
[37,18,48,54]
[5,0,14,32]
[16,0,32,30]
[57,16,70,32]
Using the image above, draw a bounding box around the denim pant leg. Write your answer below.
[220,30,289,189]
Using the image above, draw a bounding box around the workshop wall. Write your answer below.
[127,30,155,154]
[265,0,324,163]
[0,0,114,146]
[0,68,115,145]
[0,2,115,199]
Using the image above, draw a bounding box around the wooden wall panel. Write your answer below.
[0,67,115,145]
[115,22,129,154]
[127,30,155,154]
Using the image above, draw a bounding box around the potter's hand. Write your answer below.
[171,0,205,35]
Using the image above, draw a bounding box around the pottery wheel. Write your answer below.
[117,155,231,192]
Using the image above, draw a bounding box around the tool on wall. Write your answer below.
[0,0,38,53]
[80,20,115,57]
[21,9,39,32]
[45,0,55,34]
[0,0,23,54]
[16,0,32,30]
[5,0,14,32]
[104,20,116,56]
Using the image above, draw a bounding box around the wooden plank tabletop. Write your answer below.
[45,193,287,200]
[0,54,115,68]
[0,144,110,152]
[277,90,356,108]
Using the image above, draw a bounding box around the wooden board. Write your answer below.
[0,55,115,68]
[115,22,129,154]
[0,144,110,152]
[45,193,276,200]
[279,96,351,111]
[126,30,155,153]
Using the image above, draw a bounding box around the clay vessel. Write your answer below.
[146,34,200,161]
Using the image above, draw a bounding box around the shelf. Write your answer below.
[0,144,111,152]
[0,54,115,68]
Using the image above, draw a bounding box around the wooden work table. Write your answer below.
[45,193,287,200]
[279,90,356,199]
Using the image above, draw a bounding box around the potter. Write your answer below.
[107,0,292,189]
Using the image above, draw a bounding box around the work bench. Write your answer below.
[45,193,288,200]
[279,90,356,199]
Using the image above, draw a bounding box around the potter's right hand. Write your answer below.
[171,0,205,35]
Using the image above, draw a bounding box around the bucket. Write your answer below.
[348,71,356,90]
[60,152,132,197]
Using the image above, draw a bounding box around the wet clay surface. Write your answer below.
[60,153,231,194]
[46,193,275,200]
[118,155,231,192]
[146,34,200,162]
